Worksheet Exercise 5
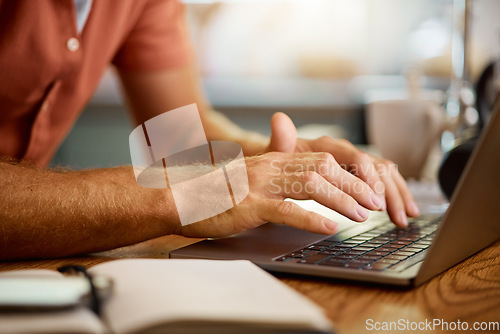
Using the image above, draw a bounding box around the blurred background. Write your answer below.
[51,0,500,170]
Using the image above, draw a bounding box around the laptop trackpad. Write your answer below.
[170,223,328,261]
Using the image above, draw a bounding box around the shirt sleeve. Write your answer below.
[112,0,192,71]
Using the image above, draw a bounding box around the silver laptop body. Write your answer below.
[171,105,500,287]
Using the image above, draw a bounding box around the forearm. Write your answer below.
[0,161,180,260]
[118,66,268,157]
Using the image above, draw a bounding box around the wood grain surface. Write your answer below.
[1,235,499,334]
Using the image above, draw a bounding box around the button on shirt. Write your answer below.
[66,37,80,52]
[0,0,192,166]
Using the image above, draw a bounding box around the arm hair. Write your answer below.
[0,158,180,260]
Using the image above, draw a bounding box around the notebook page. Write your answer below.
[90,259,332,334]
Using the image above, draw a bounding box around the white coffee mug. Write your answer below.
[366,98,445,178]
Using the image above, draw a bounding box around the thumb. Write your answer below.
[268,112,297,153]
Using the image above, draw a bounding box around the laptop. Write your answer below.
[170,104,500,287]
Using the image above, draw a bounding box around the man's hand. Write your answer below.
[179,151,385,238]
[119,65,417,231]
[264,112,420,227]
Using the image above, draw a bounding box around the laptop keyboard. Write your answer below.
[274,215,440,272]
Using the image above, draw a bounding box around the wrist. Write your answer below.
[148,187,183,236]
[100,166,182,238]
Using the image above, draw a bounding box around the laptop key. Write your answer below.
[315,241,338,247]
[394,251,416,256]
[372,236,392,241]
[349,258,373,263]
[370,239,389,244]
[350,236,374,241]
[318,250,341,255]
[410,243,429,249]
[403,247,424,253]
[364,262,392,271]
[385,243,406,249]
[389,250,428,272]
[343,250,365,256]
[357,255,382,261]
[359,243,380,248]
[297,254,332,264]
[393,240,411,245]
[358,233,380,238]
[351,246,375,252]
[334,254,359,260]
[377,247,398,253]
[342,239,365,244]
[307,245,327,251]
[415,220,430,227]
[376,258,400,264]
[335,244,357,248]
[404,235,422,241]
[421,227,438,234]
[328,247,349,253]
[287,253,308,258]
[385,255,408,261]
[366,251,390,257]
[371,228,392,234]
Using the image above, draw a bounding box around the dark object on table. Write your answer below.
[438,136,477,200]
[439,62,499,200]
[475,62,498,130]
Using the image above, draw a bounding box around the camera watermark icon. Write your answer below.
[129,104,249,226]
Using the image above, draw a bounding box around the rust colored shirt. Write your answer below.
[0,0,191,166]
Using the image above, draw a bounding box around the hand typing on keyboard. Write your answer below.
[183,114,420,239]
[263,113,421,228]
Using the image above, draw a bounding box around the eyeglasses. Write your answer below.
[57,265,104,315]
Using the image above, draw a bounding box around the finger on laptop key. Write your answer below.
[313,139,387,208]
[277,171,370,222]
[393,171,420,217]
[379,171,408,227]
[308,153,384,212]
[276,152,384,212]
[345,150,387,208]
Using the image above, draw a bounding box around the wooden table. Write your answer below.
[1,235,499,334]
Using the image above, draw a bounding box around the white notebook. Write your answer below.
[0,259,333,334]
